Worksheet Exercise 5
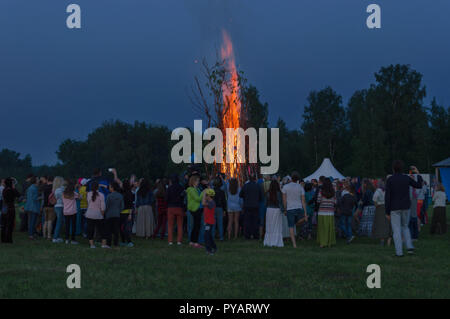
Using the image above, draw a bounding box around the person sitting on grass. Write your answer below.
[202,188,217,255]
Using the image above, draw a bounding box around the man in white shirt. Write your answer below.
[282,171,308,248]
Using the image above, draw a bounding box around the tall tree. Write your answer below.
[372,64,428,172]
[56,120,173,180]
[242,85,269,129]
[277,118,310,177]
[0,149,33,185]
[347,89,388,177]
[301,86,347,168]
[428,98,450,164]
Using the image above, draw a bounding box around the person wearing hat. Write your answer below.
[202,188,217,255]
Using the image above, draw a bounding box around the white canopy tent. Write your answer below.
[304,158,345,181]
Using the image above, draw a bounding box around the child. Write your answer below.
[202,188,217,255]
[62,181,80,244]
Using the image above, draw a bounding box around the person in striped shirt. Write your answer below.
[317,178,337,248]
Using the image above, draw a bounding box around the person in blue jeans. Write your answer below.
[340,181,357,243]
[24,177,41,240]
[212,178,226,241]
[52,177,66,243]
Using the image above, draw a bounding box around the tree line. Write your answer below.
[1,64,449,184]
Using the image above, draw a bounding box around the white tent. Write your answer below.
[304,158,345,181]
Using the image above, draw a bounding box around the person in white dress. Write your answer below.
[264,179,285,247]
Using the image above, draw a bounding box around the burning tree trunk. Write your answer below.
[189,30,251,183]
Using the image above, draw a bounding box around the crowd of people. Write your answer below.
[0,160,447,257]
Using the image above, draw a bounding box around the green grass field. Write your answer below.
[0,207,449,299]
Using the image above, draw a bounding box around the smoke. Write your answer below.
[183,0,250,59]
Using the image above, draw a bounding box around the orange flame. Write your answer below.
[220,30,243,179]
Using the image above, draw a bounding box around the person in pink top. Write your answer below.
[85,181,108,248]
[62,181,80,244]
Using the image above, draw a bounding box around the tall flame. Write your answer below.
[220,30,243,179]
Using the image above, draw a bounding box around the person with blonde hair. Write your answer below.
[430,183,447,234]
[226,178,242,240]
[41,176,55,240]
[52,176,66,243]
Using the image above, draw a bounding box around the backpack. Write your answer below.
[48,191,57,206]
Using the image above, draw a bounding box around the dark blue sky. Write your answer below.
[1,0,449,165]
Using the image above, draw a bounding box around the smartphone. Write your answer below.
[108,168,114,173]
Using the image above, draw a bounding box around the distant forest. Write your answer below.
[2,64,449,185]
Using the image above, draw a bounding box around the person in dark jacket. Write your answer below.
[340,182,357,243]
[385,161,423,257]
[239,175,263,240]
[166,174,185,245]
[119,180,134,247]
[105,182,124,247]
[19,174,34,232]
[1,178,21,243]
[213,178,227,241]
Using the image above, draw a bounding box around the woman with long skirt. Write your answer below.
[317,178,337,248]
[358,179,376,237]
[135,179,155,239]
[371,179,391,245]
[264,179,284,247]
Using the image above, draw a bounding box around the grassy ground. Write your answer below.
[0,207,449,299]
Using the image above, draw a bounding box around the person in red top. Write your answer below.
[202,189,217,255]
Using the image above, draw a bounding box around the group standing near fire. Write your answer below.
[0,160,447,257]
